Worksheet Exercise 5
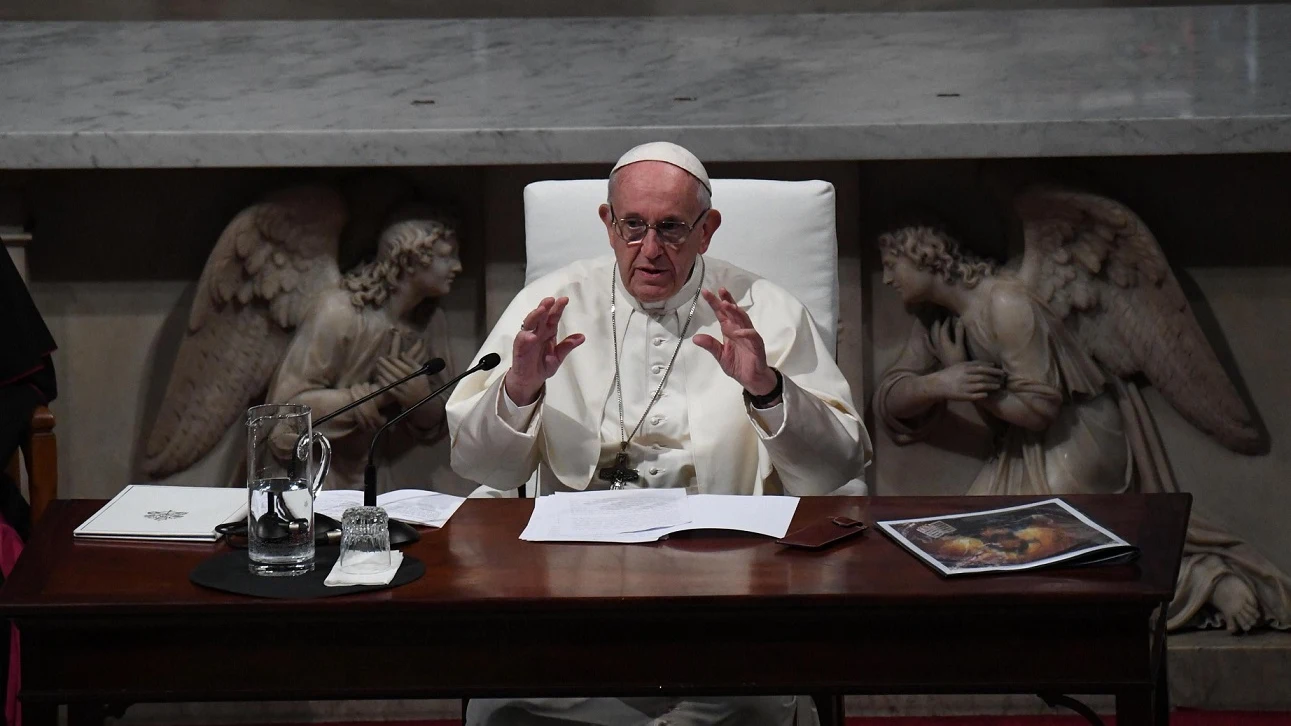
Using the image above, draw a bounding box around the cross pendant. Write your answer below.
[597,452,639,490]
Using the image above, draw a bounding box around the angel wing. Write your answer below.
[1014,187,1260,454]
[143,186,347,477]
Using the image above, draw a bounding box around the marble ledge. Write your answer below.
[1,5,1289,169]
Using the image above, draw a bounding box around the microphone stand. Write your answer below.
[315,358,447,428]
[288,358,447,534]
[363,353,502,545]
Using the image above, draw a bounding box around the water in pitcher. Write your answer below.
[247,476,315,576]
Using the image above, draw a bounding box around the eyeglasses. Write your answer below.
[610,206,710,247]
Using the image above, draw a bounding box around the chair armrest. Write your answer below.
[25,405,58,525]
[30,405,55,433]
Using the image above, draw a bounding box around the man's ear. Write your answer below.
[598,203,615,247]
[698,208,722,254]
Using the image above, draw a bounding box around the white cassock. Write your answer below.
[445,254,872,726]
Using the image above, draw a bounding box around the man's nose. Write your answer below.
[882,270,893,285]
[639,231,667,257]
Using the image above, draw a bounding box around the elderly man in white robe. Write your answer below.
[446,142,872,726]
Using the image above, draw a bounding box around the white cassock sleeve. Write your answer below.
[445,269,567,491]
[449,374,543,491]
[746,399,784,435]
[500,384,542,431]
[748,374,866,495]
[735,280,873,496]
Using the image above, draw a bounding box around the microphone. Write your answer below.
[226,357,449,547]
[316,357,446,427]
[279,357,446,538]
[286,357,444,480]
[362,352,502,545]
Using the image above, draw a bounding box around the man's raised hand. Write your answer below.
[693,287,779,398]
[504,296,585,406]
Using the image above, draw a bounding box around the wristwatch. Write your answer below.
[744,369,784,409]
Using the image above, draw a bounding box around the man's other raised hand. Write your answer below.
[504,296,585,406]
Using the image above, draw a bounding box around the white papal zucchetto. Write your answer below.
[610,141,711,193]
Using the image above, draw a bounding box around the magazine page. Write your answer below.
[876,498,1137,576]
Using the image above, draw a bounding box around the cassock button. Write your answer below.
[653,337,665,346]
[651,364,664,374]
[649,467,660,475]
[650,415,664,426]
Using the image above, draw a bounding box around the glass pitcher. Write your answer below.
[244,403,332,576]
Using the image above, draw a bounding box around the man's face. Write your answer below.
[599,162,720,303]
[411,234,462,297]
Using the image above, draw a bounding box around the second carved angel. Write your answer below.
[144,185,463,489]
[875,186,1291,634]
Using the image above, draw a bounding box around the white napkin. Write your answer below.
[323,551,404,587]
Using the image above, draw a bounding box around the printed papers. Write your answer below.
[520,489,798,543]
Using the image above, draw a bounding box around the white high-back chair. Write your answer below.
[522,178,866,503]
[520,179,854,725]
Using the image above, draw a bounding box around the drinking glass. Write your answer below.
[338,506,393,575]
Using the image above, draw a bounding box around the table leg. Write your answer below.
[1148,603,1170,726]
[814,694,844,726]
[1155,647,1171,726]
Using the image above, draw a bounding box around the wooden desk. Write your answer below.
[0,495,1189,726]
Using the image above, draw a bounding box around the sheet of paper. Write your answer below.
[558,489,689,535]
[377,490,466,528]
[681,494,799,538]
[520,491,799,543]
[313,490,363,522]
[518,495,569,542]
[521,489,689,541]
[313,489,466,528]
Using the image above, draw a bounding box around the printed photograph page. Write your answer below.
[876,498,1137,576]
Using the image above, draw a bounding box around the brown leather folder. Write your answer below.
[776,516,868,550]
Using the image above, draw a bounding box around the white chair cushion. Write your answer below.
[523,178,839,353]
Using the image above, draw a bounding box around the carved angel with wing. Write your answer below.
[144,185,461,489]
[874,187,1291,634]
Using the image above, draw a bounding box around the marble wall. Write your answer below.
[6,154,1291,575]
[0,0,1273,20]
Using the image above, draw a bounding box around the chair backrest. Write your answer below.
[523,178,839,353]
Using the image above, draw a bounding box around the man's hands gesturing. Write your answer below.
[504,296,586,406]
[692,287,779,399]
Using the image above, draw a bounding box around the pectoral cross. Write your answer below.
[597,451,639,490]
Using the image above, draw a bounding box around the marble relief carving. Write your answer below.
[874,187,1290,634]
[144,185,462,489]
